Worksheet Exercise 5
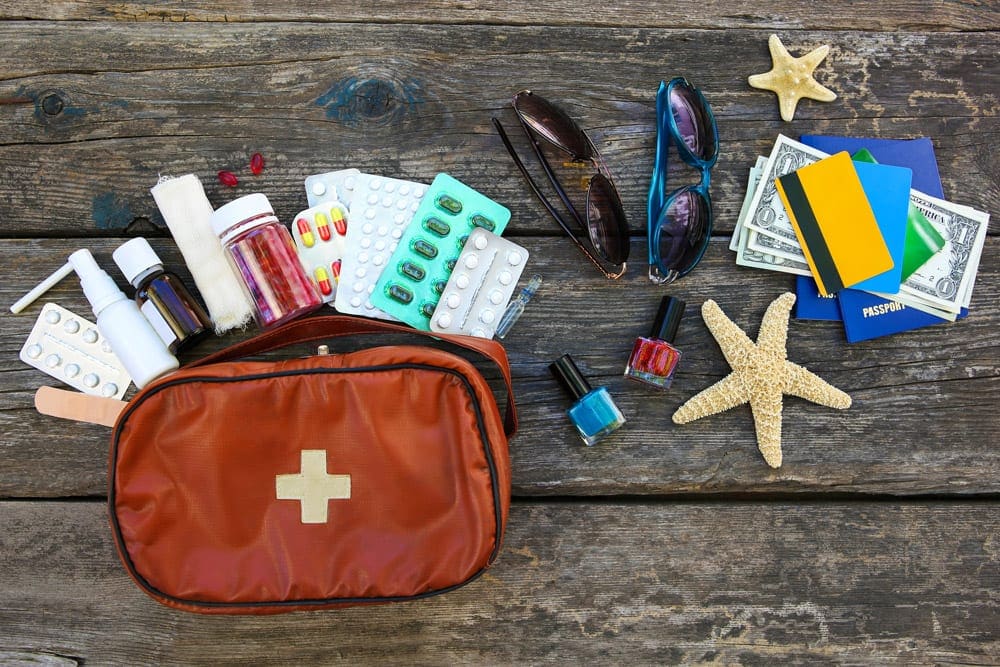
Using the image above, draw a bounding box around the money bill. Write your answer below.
[735,222,812,276]
[742,135,829,246]
[895,192,989,313]
[747,227,805,261]
[730,157,767,252]
[869,290,960,322]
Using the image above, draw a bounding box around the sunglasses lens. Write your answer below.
[656,189,710,275]
[513,92,594,160]
[587,173,630,265]
[669,83,717,162]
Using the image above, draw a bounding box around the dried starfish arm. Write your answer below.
[749,391,784,468]
[672,374,749,424]
[782,362,853,409]
[756,292,795,358]
[795,41,830,69]
[701,300,755,369]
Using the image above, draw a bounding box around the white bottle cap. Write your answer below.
[210,193,276,244]
[112,238,163,286]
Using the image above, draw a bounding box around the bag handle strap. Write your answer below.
[190,315,518,437]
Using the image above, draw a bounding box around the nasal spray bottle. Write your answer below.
[68,249,179,388]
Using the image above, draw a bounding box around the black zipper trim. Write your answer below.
[109,363,504,610]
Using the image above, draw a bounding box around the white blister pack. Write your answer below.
[304,168,360,208]
[305,170,429,319]
[430,228,529,338]
[19,303,132,399]
[291,201,350,305]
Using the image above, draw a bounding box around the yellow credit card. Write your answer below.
[776,151,893,296]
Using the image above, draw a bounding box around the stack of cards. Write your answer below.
[732,134,990,342]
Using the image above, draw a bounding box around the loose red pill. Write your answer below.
[250,152,265,175]
[218,170,239,187]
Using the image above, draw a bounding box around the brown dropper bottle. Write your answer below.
[112,237,212,353]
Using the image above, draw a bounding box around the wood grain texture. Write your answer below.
[0,24,995,237]
[2,237,996,498]
[1,500,997,664]
[1,6,998,662]
[0,1,997,31]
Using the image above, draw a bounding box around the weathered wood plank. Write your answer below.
[1,500,997,663]
[0,1,996,31]
[2,237,996,498]
[0,25,995,237]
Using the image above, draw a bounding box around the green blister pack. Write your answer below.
[371,173,511,330]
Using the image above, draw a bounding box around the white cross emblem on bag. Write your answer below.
[275,450,351,524]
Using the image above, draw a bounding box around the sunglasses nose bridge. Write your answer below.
[699,165,712,191]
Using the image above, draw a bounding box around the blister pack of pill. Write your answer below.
[305,170,430,319]
[304,168,360,208]
[19,303,132,399]
[429,229,528,338]
[291,201,350,304]
[371,173,512,330]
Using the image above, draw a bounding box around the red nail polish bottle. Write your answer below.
[624,295,685,390]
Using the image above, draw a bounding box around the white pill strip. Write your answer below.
[305,170,429,319]
[429,228,529,339]
[19,303,132,399]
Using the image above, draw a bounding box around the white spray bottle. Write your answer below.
[68,249,179,388]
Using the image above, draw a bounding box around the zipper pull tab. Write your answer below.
[317,344,330,356]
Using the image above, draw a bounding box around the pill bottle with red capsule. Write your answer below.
[210,193,322,329]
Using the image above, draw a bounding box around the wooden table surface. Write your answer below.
[1,2,997,664]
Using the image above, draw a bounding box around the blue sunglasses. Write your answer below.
[647,78,719,284]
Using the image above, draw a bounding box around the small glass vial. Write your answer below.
[495,275,542,339]
[113,237,212,353]
[210,193,322,329]
[625,295,685,390]
[549,353,626,446]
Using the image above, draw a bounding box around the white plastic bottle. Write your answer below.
[68,249,179,388]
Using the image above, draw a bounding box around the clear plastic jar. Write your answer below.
[210,193,322,329]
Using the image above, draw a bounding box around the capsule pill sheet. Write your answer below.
[305,169,429,319]
[371,173,511,331]
[429,228,528,338]
[291,201,350,305]
[19,303,132,399]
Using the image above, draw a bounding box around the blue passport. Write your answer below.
[795,276,842,320]
[837,290,967,343]
[794,135,945,338]
[798,135,943,197]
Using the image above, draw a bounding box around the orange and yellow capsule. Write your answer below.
[296,217,315,247]
[314,266,332,295]
[331,260,342,283]
[315,211,331,241]
[331,208,348,236]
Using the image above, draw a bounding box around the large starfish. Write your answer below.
[672,292,851,468]
[748,34,837,122]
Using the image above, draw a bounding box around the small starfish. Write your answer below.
[748,34,837,122]
[672,293,851,468]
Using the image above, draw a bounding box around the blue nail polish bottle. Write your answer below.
[549,354,626,446]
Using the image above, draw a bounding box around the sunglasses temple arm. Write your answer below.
[647,82,671,232]
[493,118,579,237]
[492,118,626,281]
[514,114,590,233]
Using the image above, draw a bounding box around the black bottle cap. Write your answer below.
[548,353,593,401]
[650,295,685,343]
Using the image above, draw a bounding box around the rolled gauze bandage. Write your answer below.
[151,175,254,333]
